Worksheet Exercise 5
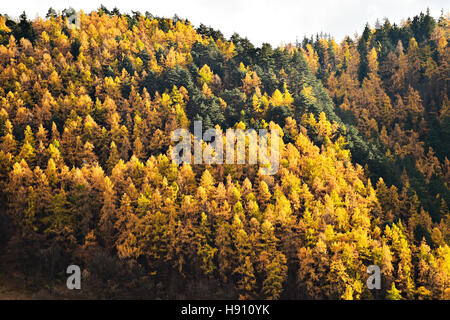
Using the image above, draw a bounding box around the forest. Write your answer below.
[0,7,448,299]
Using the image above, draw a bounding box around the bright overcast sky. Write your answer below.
[2,0,448,46]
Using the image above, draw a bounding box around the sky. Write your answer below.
[2,0,448,46]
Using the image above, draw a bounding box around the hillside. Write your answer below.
[0,7,448,299]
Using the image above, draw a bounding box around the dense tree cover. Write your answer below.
[0,8,448,299]
[300,10,450,221]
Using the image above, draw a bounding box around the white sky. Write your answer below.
[2,0,448,46]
